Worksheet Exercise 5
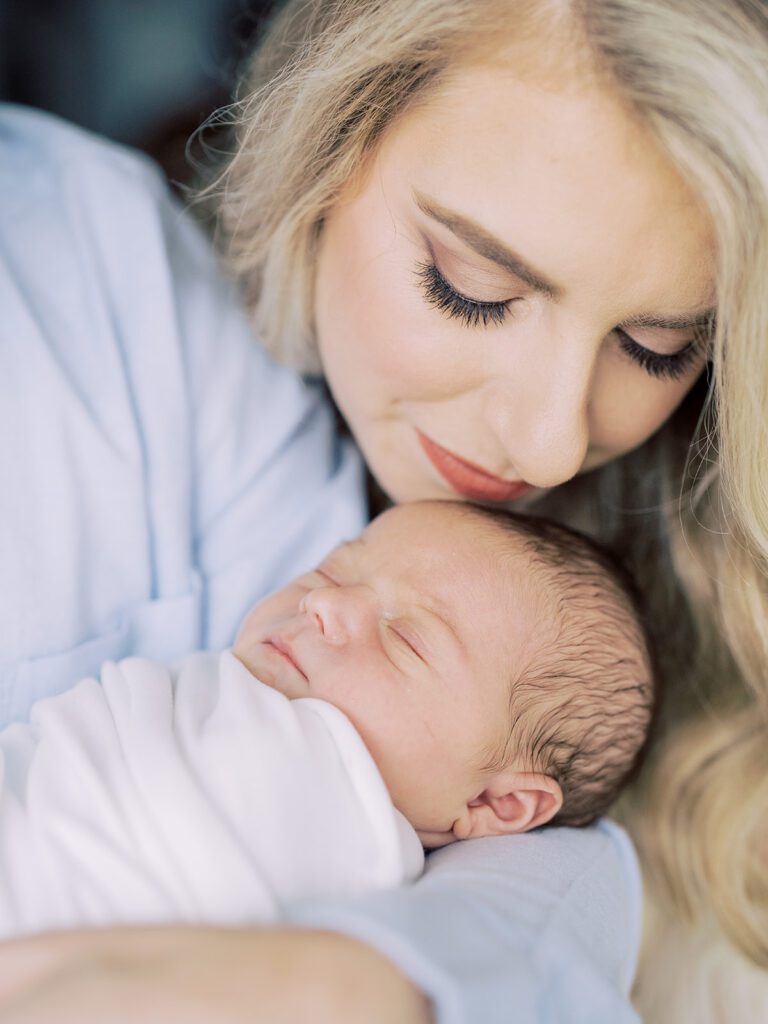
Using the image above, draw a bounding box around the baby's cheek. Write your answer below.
[370,718,446,808]
[244,584,308,635]
[232,607,259,650]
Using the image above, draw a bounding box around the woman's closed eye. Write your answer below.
[613,326,704,382]
[416,259,516,328]
[416,258,708,382]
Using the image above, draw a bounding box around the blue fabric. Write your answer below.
[0,103,366,723]
[0,105,642,1024]
[287,820,642,1024]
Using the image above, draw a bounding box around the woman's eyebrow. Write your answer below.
[413,189,561,299]
[622,309,717,332]
[414,189,717,330]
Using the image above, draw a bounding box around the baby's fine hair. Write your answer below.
[464,503,657,828]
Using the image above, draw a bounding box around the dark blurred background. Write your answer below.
[1,0,278,185]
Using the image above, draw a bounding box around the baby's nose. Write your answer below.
[300,588,346,644]
[300,585,375,646]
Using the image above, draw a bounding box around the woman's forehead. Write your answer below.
[371,62,715,321]
[384,63,702,223]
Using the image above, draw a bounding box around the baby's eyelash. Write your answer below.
[385,620,426,663]
[415,260,512,328]
[313,567,338,585]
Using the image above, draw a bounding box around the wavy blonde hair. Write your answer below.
[211,0,768,1009]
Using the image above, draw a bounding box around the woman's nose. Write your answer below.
[489,324,594,488]
[299,585,375,646]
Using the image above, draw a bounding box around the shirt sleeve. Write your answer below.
[0,104,367,722]
[284,820,643,1024]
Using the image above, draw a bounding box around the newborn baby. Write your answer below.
[0,501,654,937]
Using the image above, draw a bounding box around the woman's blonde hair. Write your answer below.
[211,0,768,1004]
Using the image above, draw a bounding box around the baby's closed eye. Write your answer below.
[313,567,338,585]
[383,617,428,663]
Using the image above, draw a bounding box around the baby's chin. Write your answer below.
[416,829,458,849]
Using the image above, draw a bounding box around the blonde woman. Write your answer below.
[0,0,766,1022]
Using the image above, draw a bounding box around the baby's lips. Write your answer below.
[265,635,309,681]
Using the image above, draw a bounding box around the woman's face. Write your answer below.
[314,61,715,504]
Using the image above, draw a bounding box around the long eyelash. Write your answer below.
[415,261,511,328]
[417,260,704,380]
[615,327,702,382]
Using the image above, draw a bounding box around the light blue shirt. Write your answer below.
[0,103,366,723]
[0,104,642,1024]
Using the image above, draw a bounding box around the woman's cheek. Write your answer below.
[315,197,476,408]
[590,356,702,459]
[352,254,472,398]
[320,285,424,405]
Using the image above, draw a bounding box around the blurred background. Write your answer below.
[0,0,277,185]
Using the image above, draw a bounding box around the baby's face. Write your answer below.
[234,502,544,844]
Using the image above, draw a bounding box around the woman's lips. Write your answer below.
[417,431,533,503]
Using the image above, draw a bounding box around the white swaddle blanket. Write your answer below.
[0,651,424,937]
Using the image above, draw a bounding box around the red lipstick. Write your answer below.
[417,431,533,503]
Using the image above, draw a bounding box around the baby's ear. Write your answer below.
[453,772,563,840]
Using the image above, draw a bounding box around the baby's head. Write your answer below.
[235,501,655,846]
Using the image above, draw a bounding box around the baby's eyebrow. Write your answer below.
[392,574,460,652]
[320,536,364,570]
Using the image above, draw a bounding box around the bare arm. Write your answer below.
[0,927,433,1024]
